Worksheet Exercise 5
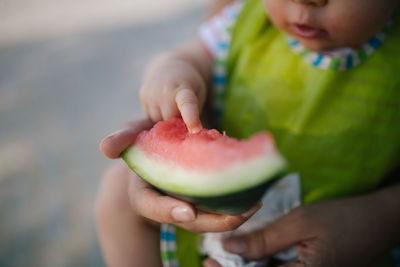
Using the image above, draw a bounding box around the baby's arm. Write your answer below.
[140,39,212,133]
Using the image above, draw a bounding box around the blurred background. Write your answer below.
[0,0,209,266]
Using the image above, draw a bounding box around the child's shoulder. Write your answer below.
[199,0,250,59]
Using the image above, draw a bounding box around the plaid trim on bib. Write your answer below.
[286,19,393,71]
[161,224,179,267]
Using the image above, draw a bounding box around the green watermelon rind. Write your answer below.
[121,145,287,198]
[163,173,283,215]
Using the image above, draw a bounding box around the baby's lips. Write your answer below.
[290,23,326,39]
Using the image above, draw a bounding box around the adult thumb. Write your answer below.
[223,208,310,260]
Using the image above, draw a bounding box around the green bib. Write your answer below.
[221,0,400,203]
[174,2,400,266]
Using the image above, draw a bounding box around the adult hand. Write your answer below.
[204,185,400,267]
[100,119,260,233]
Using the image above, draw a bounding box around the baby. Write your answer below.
[96,0,400,266]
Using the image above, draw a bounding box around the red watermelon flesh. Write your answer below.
[122,117,287,197]
[135,117,276,171]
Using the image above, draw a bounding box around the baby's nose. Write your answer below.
[292,0,327,7]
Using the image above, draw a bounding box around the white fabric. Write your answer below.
[201,174,301,266]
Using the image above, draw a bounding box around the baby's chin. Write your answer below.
[299,39,335,52]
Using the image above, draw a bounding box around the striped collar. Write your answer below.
[286,20,393,71]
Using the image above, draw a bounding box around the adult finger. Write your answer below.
[128,176,196,223]
[176,204,261,233]
[100,119,153,159]
[203,258,222,267]
[175,88,202,134]
[223,207,313,260]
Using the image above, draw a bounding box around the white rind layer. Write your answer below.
[123,146,287,197]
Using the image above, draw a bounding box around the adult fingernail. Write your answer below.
[225,237,247,254]
[171,206,195,222]
[204,259,221,267]
[101,130,123,146]
[241,202,263,218]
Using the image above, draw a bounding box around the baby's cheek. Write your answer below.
[327,18,377,47]
[263,0,287,32]
[325,3,393,47]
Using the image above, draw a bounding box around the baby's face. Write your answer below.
[263,0,399,51]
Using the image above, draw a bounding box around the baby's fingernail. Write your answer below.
[190,126,202,134]
[224,237,247,254]
[171,206,195,222]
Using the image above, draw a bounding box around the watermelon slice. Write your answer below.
[122,118,287,215]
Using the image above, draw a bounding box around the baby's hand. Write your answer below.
[140,44,208,134]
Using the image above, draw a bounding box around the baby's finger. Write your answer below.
[129,179,196,223]
[175,88,202,134]
[148,105,162,122]
[160,103,179,121]
[141,101,152,121]
[176,204,261,233]
[100,119,153,159]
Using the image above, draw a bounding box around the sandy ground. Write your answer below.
[0,1,208,266]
